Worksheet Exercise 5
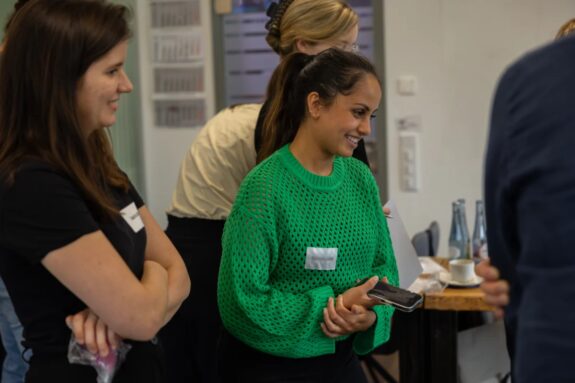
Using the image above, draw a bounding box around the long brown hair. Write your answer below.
[257,48,379,163]
[0,0,131,219]
[3,0,32,33]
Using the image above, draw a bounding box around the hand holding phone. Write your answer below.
[366,280,423,312]
[340,276,381,309]
[321,296,377,338]
[357,278,423,312]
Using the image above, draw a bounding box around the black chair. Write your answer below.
[411,221,440,257]
[361,221,440,382]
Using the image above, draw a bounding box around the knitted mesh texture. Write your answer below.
[218,145,398,358]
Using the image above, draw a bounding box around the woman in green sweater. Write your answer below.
[217,48,398,383]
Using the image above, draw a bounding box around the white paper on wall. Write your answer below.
[149,0,207,128]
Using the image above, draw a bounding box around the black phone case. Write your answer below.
[367,281,423,312]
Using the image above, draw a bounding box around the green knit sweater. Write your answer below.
[218,144,398,358]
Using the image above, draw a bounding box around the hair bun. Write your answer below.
[266,2,278,17]
[265,0,295,38]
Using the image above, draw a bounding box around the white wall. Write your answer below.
[134,0,575,233]
[383,0,575,253]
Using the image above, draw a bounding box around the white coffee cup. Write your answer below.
[449,259,476,283]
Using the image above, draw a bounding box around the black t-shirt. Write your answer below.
[0,162,146,355]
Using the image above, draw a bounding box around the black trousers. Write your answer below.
[26,341,164,383]
[218,330,368,383]
[159,216,225,383]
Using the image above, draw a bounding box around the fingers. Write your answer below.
[352,305,377,331]
[323,296,358,336]
[493,307,505,320]
[333,296,359,333]
[83,311,98,355]
[66,309,89,345]
[341,276,381,309]
[362,276,381,309]
[480,279,509,295]
[475,260,500,280]
[95,317,110,357]
[481,282,510,307]
[320,322,340,338]
[322,299,344,336]
[326,297,352,333]
[321,295,379,338]
[336,296,369,326]
[333,297,372,331]
[107,326,119,351]
[361,276,379,291]
[475,260,509,313]
[66,309,120,357]
[351,304,366,315]
[334,295,352,316]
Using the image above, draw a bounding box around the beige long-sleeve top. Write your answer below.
[167,104,262,220]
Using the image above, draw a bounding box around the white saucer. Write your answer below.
[439,272,483,288]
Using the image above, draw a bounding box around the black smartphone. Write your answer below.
[361,279,423,312]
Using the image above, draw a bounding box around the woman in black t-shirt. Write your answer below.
[0,1,190,382]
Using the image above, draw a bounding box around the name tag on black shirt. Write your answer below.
[120,202,144,233]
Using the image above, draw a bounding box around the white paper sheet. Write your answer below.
[408,256,448,293]
[384,200,423,289]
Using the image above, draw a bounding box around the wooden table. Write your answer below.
[398,258,495,383]
[424,286,493,311]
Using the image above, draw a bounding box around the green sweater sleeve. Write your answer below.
[354,181,399,355]
[218,205,336,357]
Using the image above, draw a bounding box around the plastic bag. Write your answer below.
[67,336,131,383]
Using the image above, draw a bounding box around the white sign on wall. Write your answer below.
[149,0,208,128]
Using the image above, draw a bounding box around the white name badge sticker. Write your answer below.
[120,202,144,233]
[305,247,338,271]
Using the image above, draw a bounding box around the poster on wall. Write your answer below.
[149,0,207,128]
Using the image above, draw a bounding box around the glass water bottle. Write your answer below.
[449,202,464,259]
[457,199,472,259]
[449,200,471,259]
[472,200,488,262]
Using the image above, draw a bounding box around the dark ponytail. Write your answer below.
[258,52,313,163]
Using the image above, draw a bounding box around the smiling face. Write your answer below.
[76,39,133,135]
[309,73,381,158]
